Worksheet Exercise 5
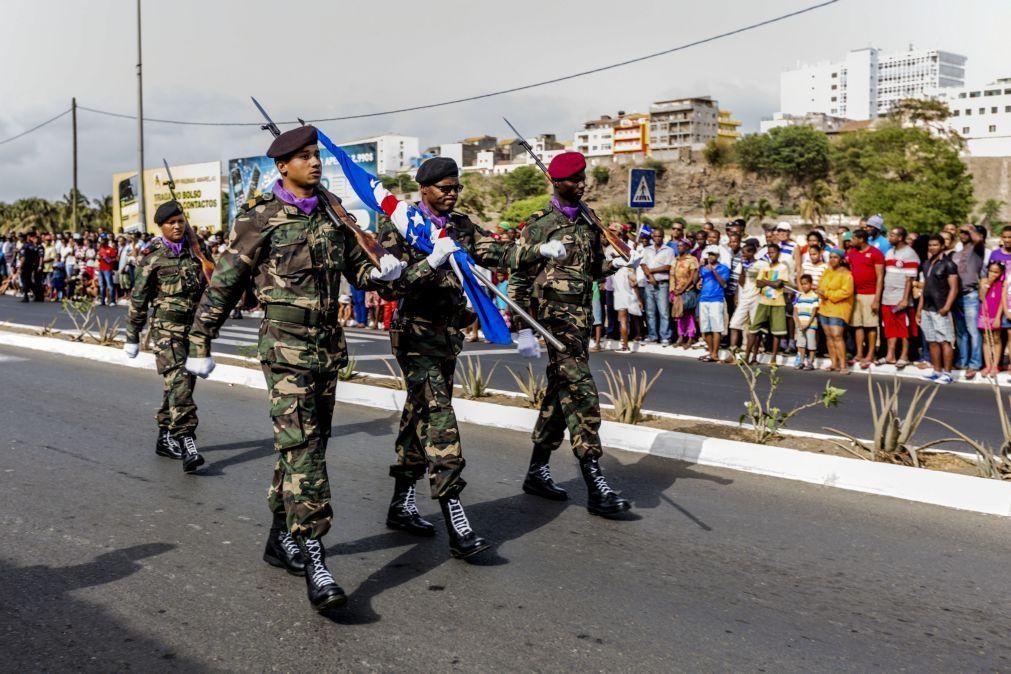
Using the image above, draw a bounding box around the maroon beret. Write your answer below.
[267,125,318,159]
[547,151,586,180]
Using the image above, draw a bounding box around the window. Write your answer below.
[1006,106,1011,113]
[970,91,981,98]
[952,110,959,116]
[831,96,837,102]
[963,127,970,134]
[966,109,972,115]
[993,107,999,114]
[831,72,838,78]
[989,125,997,133]
[831,84,838,90]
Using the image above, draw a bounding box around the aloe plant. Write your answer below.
[506,364,546,408]
[337,355,357,382]
[600,362,663,425]
[926,382,1011,479]
[456,356,499,399]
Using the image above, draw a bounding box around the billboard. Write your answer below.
[112,161,222,234]
[227,141,378,230]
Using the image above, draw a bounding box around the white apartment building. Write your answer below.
[779,47,966,121]
[942,77,1011,156]
[574,116,615,157]
[345,134,420,175]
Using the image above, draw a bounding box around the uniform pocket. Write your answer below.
[158,270,184,296]
[270,394,306,451]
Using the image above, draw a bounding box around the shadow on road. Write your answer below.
[0,543,201,669]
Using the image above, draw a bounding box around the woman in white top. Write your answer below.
[612,266,642,352]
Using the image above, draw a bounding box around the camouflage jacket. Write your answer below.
[377,209,510,356]
[188,191,378,358]
[126,238,209,343]
[505,205,615,328]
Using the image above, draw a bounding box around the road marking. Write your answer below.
[0,354,27,363]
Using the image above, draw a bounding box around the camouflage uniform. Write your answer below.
[127,238,209,436]
[189,192,379,539]
[377,211,510,498]
[506,206,615,460]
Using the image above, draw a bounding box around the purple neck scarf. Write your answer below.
[160,236,185,256]
[272,180,318,216]
[418,200,449,229]
[551,196,580,221]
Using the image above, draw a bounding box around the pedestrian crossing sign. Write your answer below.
[628,168,656,209]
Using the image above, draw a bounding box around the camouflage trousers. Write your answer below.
[262,360,338,539]
[531,303,603,460]
[391,352,467,498]
[152,324,198,435]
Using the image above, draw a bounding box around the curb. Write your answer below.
[1,329,1008,518]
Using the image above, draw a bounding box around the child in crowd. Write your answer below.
[979,261,1005,378]
[793,274,820,370]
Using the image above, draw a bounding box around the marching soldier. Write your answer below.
[185,125,403,612]
[377,157,555,559]
[123,201,209,473]
[507,151,641,518]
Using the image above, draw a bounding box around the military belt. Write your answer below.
[540,288,591,306]
[154,308,194,324]
[264,304,336,326]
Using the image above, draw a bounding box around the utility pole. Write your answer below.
[72,97,78,232]
[136,0,146,232]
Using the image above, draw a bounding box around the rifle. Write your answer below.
[250,97,388,267]
[503,117,632,261]
[161,159,215,281]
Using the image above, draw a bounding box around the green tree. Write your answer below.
[831,123,974,232]
[755,197,774,224]
[701,194,719,219]
[652,215,674,230]
[799,180,833,226]
[736,127,830,186]
[591,165,610,186]
[501,166,548,206]
[501,193,550,223]
[735,133,773,175]
[979,198,1006,231]
[456,173,487,219]
[702,139,735,168]
[640,158,667,180]
[722,196,740,218]
[598,203,637,223]
[772,179,792,209]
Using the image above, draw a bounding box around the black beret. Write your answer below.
[154,200,184,225]
[267,125,318,159]
[415,156,459,186]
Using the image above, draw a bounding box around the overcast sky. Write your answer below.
[1,0,1009,202]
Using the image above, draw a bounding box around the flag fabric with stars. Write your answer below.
[317,129,512,346]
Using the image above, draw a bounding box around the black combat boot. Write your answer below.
[522,446,568,501]
[155,429,182,460]
[386,479,436,537]
[177,434,204,473]
[439,496,490,559]
[263,513,306,576]
[580,457,631,518]
[297,536,347,612]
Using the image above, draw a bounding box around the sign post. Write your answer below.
[628,167,656,239]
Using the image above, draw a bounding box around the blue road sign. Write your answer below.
[628,168,656,209]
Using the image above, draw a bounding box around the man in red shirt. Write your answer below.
[845,229,885,368]
[96,235,119,306]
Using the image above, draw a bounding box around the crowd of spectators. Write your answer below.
[4,216,1010,383]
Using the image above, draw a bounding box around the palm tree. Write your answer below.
[755,197,774,226]
[799,180,833,227]
[979,199,1005,227]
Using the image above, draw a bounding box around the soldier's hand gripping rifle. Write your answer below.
[503,118,633,261]
[161,159,215,281]
[251,97,389,267]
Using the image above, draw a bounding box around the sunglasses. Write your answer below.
[432,183,463,194]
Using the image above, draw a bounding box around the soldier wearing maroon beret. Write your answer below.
[504,151,640,519]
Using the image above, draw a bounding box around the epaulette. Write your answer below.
[240,190,275,214]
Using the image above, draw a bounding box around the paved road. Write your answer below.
[0,295,1003,448]
[1,344,1009,671]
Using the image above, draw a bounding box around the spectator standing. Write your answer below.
[917,235,960,384]
[612,265,642,352]
[640,227,674,345]
[952,224,986,378]
[865,215,892,254]
[880,227,919,367]
[979,261,1005,378]
[698,246,729,362]
[845,229,885,369]
[724,232,743,321]
[800,244,828,288]
[725,242,760,362]
[96,235,119,306]
[985,225,1011,270]
[744,243,790,365]
[817,248,855,373]
[670,238,699,347]
[793,274,820,370]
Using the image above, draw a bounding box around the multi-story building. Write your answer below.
[574,116,615,158]
[942,77,1011,156]
[343,134,420,175]
[612,113,649,157]
[649,97,719,156]
[778,47,966,121]
[759,111,851,134]
[717,109,742,141]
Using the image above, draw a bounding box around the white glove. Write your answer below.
[369,253,404,282]
[539,240,567,260]
[123,342,140,358]
[517,328,541,359]
[185,356,216,379]
[425,236,460,269]
[612,252,643,270]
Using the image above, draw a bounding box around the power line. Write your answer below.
[0,108,72,146]
[79,0,839,128]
